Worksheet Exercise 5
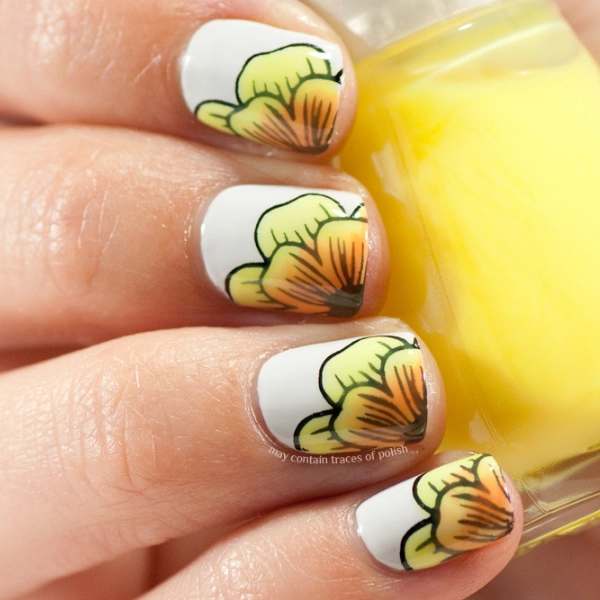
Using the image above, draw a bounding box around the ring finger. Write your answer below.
[0,319,444,597]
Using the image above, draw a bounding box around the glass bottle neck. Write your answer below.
[303,0,503,60]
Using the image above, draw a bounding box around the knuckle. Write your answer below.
[2,127,127,304]
[64,341,180,503]
[42,132,121,300]
[25,1,117,87]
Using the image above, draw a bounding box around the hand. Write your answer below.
[15,0,600,597]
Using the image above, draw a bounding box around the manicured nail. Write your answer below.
[356,454,515,571]
[201,185,368,316]
[257,333,427,453]
[181,19,344,153]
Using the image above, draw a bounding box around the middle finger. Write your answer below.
[0,125,388,349]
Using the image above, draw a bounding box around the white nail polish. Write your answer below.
[201,185,367,316]
[257,333,427,453]
[356,454,514,571]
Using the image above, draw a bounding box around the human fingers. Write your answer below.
[555,0,600,60]
[143,453,522,600]
[0,125,387,350]
[0,319,444,598]
[0,0,356,159]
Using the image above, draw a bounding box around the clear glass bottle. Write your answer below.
[306,0,600,548]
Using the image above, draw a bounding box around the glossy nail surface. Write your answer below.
[201,185,368,316]
[356,454,514,571]
[181,20,344,153]
[257,333,427,453]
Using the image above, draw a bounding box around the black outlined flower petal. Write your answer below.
[400,454,515,570]
[295,336,428,453]
[195,44,342,153]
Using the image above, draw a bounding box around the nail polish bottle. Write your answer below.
[306,0,600,547]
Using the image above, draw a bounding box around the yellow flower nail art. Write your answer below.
[400,454,515,570]
[294,335,427,453]
[226,193,368,317]
[196,44,342,153]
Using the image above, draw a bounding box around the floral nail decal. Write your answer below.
[356,454,515,571]
[226,193,367,317]
[294,336,427,453]
[257,333,428,454]
[400,454,514,570]
[197,44,341,153]
[181,20,344,153]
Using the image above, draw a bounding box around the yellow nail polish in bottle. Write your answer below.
[308,0,600,547]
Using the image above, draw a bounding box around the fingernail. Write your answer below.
[257,333,427,453]
[356,454,515,571]
[201,185,368,316]
[181,19,344,154]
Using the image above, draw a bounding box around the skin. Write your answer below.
[0,0,596,598]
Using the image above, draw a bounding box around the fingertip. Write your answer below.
[178,5,358,160]
[352,453,523,598]
[0,0,359,158]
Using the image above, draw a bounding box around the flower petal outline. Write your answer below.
[255,193,348,260]
[225,194,367,316]
[194,43,342,153]
[294,412,348,453]
[236,44,336,105]
[321,336,413,406]
[258,218,367,316]
[226,265,282,310]
[294,335,428,453]
[399,454,515,570]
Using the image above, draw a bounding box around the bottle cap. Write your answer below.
[304,0,501,59]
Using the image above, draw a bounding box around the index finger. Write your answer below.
[0,0,356,160]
